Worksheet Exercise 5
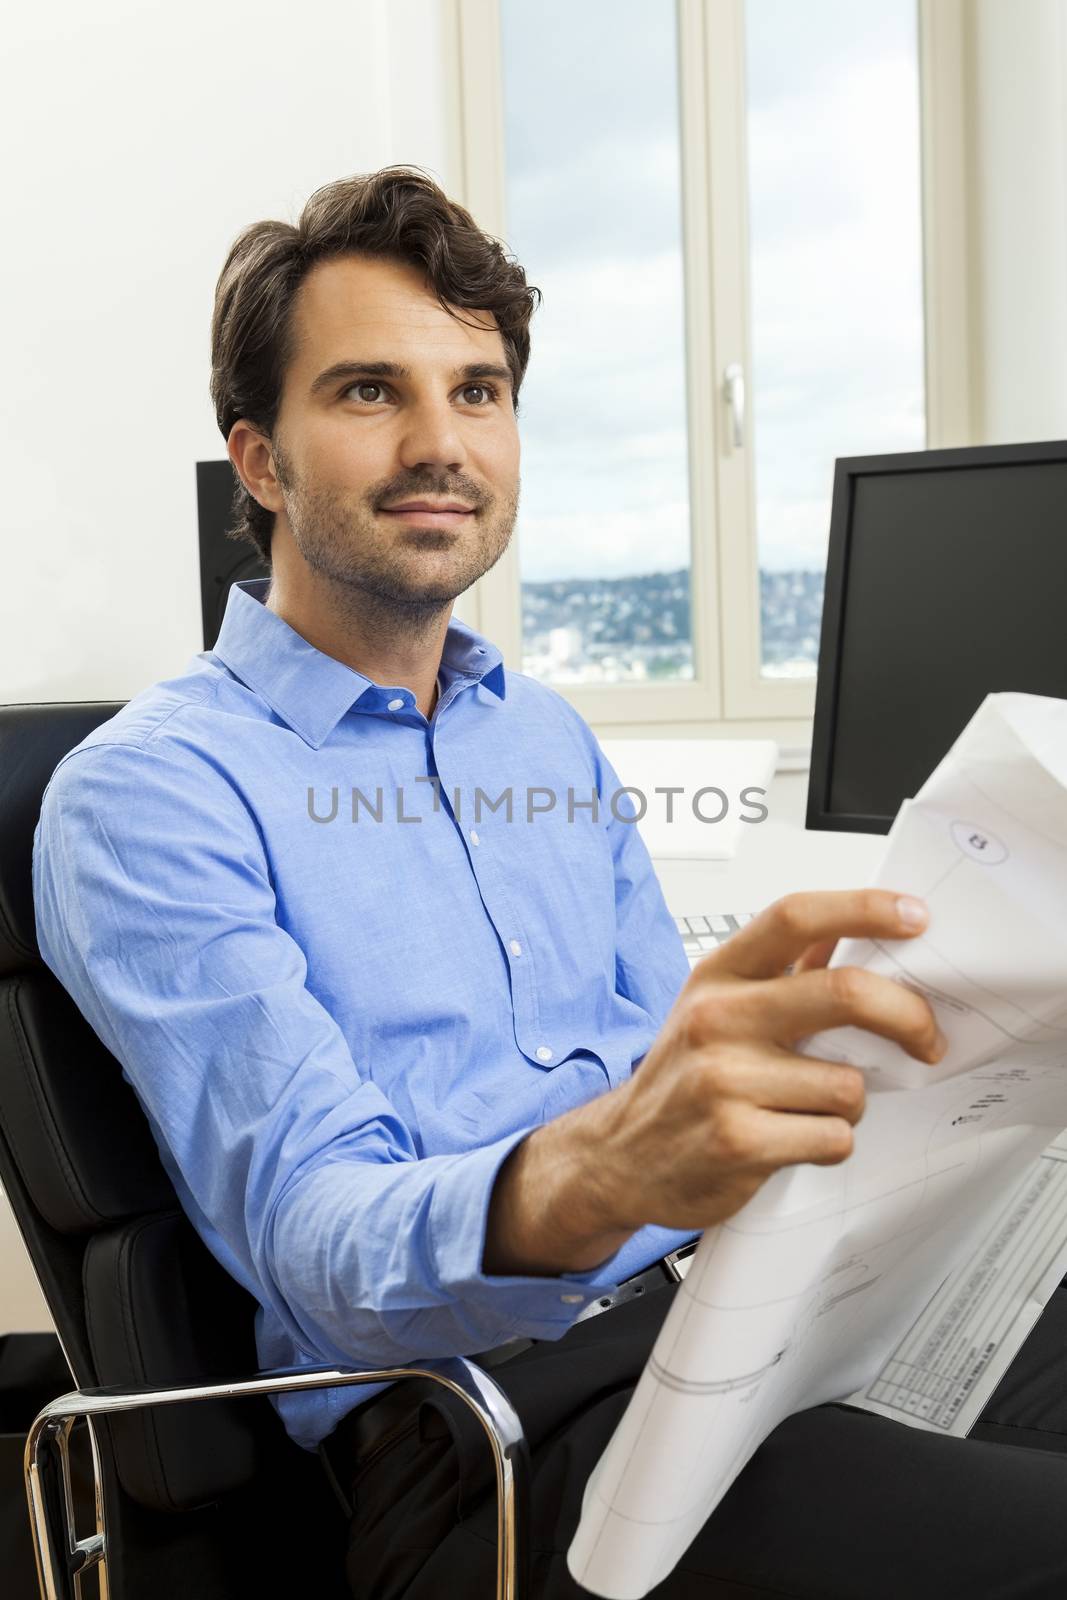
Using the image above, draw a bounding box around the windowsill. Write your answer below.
[775,745,811,774]
[651,758,883,918]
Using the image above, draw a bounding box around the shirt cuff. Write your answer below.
[428,1125,630,1340]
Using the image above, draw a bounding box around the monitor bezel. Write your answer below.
[806,437,1067,835]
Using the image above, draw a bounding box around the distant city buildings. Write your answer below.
[520,567,824,683]
[758,569,825,677]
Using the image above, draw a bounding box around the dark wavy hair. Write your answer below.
[209,165,541,568]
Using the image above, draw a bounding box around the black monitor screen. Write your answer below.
[807,442,1067,833]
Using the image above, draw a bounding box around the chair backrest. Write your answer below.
[0,702,347,1598]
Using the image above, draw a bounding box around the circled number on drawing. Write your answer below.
[950,820,1008,865]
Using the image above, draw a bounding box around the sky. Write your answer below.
[499,0,925,584]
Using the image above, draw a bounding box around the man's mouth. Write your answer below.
[381,507,474,527]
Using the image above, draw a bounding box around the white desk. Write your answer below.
[654,768,885,919]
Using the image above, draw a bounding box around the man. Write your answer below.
[33,166,1067,1598]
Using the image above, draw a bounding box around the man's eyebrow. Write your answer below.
[309,359,514,396]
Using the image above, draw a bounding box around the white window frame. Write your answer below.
[443,0,974,747]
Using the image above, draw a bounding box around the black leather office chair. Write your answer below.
[0,701,529,1600]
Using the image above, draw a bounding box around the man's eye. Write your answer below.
[346,382,386,403]
[342,382,498,405]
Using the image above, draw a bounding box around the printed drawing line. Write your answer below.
[918,850,966,901]
[818,1276,882,1314]
[958,759,1067,857]
[718,1164,970,1242]
[906,929,1067,1033]
[856,1146,1067,1435]
[866,937,1064,1043]
[674,1288,825,1313]
[648,1351,786,1396]
[582,1477,714,1530]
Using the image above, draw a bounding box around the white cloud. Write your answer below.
[518,498,691,584]
[503,0,926,580]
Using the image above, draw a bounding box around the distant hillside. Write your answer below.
[520,567,824,682]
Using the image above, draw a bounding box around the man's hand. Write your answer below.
[483,889,942,1277]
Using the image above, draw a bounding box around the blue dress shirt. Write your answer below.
[32,578,695,1452]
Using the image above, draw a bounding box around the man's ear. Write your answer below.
[227,420,283,512]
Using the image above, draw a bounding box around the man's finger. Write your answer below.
[741,1106,857,1171]
[719,1050,867,1123]
[705,889,929,981]
[708,964,945,1064]
[791,937,838,974]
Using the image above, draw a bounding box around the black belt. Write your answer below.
[318,1241,698,1514]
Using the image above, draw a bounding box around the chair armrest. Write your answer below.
[25,1356,530,1600]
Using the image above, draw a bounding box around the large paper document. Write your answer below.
[847,1129,1067,1435]
[568,693,1067,1599]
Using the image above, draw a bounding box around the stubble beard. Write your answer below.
[273,445,520,637]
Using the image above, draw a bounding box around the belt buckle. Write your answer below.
[663,1240,699,1282]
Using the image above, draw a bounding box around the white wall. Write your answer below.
[1,0,453,706]
[1,0,453,1330]
[970,0,1067,442]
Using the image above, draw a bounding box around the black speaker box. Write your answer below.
[196,461,271,651]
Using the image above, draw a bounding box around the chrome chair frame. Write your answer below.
[25,1356,530,1600]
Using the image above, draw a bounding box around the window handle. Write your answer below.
[723,362,745,449]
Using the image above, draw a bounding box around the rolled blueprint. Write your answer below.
[568,692,1067,1598]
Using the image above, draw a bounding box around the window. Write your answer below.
[744,0,926,679]
[498,0,694,691]
[451,0,963,735]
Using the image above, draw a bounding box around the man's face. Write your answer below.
[265,252,521,610]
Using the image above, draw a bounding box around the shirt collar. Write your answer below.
[210,578,506,749]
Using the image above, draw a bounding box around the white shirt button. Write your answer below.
[509,939,523,957]
[387,697,404,711]
[536,1045,553,1062]
[470,829,480,846]
[560,1293,584,1304]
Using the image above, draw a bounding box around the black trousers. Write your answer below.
[340,1279,1067,1598]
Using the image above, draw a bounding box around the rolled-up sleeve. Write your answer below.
[31,740,625,1371]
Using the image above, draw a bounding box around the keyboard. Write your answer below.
[675,912,755,967]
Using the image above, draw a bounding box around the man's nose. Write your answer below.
[395,399,468,469]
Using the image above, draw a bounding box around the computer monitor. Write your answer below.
[807,439,1067,834]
